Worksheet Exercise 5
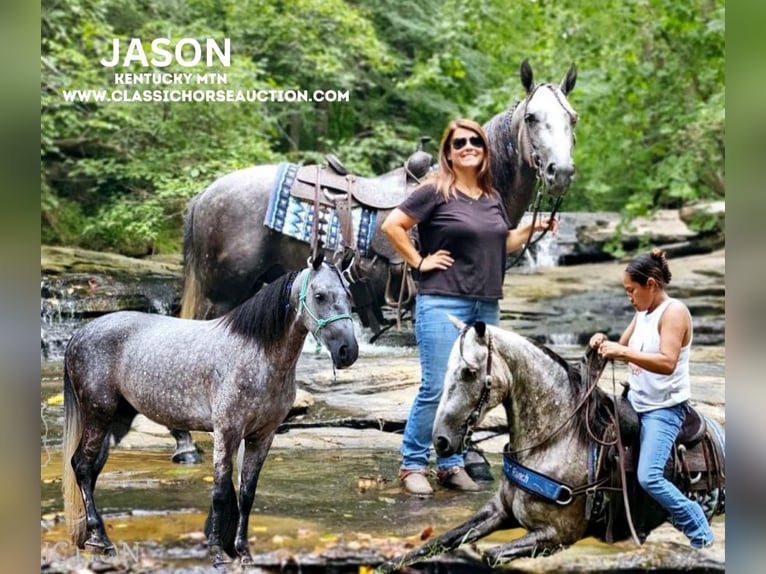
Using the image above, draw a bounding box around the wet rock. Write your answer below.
[41,246,182,361]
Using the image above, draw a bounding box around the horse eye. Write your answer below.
[524,113,537,124]
[460,367,478,381]
[314,292,325,302]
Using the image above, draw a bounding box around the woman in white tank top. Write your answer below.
[588,248,714,549]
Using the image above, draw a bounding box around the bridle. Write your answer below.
[455,326,603,456]
[456,326,497,451]
[505,84,577,269]
[516,83,578,179]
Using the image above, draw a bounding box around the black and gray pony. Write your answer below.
[377,320,725,572]
[62,256,358,567]
[169,59,579,464]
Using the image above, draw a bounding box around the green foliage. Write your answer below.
[41,0,725,255]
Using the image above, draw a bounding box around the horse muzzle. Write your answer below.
[329,338,359,369]
[432,428,462,458]
[543,161,575,194]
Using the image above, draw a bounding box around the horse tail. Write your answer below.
[180,195,202,319]
[62,358,86,547]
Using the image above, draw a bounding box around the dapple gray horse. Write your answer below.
[62,257,358,567]
[377,320,725,572]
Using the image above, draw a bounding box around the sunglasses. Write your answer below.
[451,135,485,150]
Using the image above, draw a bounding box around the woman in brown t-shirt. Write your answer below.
[382,118,557,495]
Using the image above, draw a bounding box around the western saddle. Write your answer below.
[288,143,433,334]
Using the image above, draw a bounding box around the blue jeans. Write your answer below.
[637,402,714,547]
[400,294,500,472]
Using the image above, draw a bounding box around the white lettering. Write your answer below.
[206,38,230,67]
[100,39,121,67]
[150,38,173,67]
[175,38,201,67]
[100,37,231,68]
[123,38,149,67]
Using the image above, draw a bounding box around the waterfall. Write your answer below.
[512,212,576,271]
[40,273,181,362]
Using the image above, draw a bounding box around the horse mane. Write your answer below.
[219,270,299,350]
[483,104,519,198]
[530,339,613,444]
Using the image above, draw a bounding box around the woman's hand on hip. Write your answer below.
[419,249,453,272]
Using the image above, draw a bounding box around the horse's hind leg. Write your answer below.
[376,494,513,574]
[71,420,115,554]
[169,429,203,464]
[234,433,276,565]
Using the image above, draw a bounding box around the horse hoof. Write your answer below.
[209,546,230,568]
[465,461,494,482]
[84,539,116,556]
[172,448,202,464]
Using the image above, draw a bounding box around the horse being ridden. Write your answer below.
[62,256,358,566]
[377,319,724,572]
[169,59,580,464]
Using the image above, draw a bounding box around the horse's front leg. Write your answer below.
[206,428,240,566]
[480,525,565,567]
[234,433,276,565]
[376,493,514,574]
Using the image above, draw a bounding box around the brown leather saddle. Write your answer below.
[289,158,424,262]
[285,154,432,330]
[292,163,413,210]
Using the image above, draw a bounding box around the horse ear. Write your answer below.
[474,321,486,339]
[311,252,324,270]
[447,314,465,331]
[310,240,325,270]
[560,63,577,95]
[520,59,534,93]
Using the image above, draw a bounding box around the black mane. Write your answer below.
[219,270,299,350]
[531,340,613,443]
[483,106,518,199]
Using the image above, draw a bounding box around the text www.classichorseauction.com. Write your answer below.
[60,36,350,104]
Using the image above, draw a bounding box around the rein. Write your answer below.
[505,346,604,457]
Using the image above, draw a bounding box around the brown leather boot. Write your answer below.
[437,466,480,491]
[398,469,434,495]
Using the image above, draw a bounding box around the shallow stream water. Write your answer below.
[40,251,726,572]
